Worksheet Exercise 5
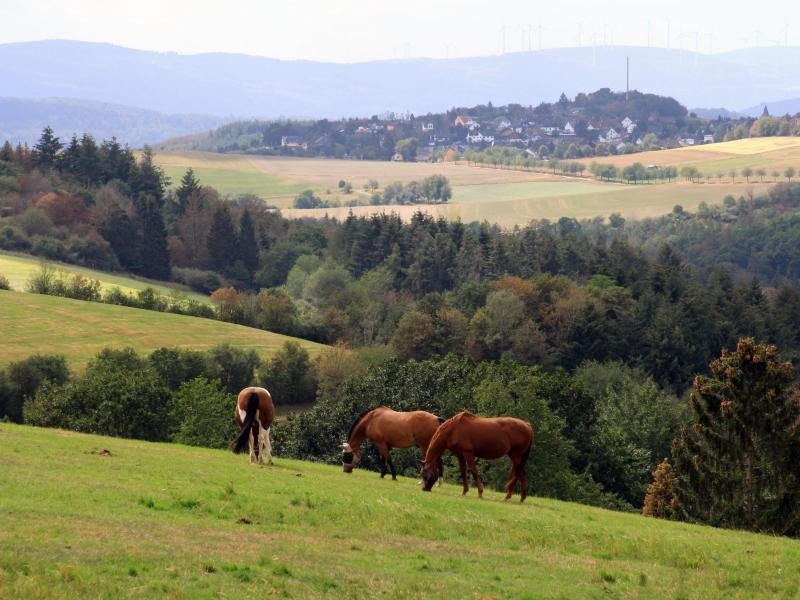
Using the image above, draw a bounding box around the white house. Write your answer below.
[561,122,576,136]
[454,115,477,127]
[703,134,714,143]
[421,122,434,132]
[281,136,307,149]
[466,132,494,144]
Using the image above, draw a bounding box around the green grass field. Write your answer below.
[157,149,780,226]
[0,252,208,303]
[0,290,325,368]
[1,423,799,598]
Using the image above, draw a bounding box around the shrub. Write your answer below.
[259,341,317,406]
[170,377,236,448]
[0,273,10,290]
[2,354,70,422]
[205,344,261,394]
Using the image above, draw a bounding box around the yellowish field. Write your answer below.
[156,145,786,227]
[283,181,771,226]
[0,252,208,302]
[0,290,326,368]
[602,137,800,176]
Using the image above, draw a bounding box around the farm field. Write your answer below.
[156,150,777,225]
[2,423,799,599]
[0,252,208,303]
[282,181,770,226]
[0,290,325,368]
[603,136,800,177]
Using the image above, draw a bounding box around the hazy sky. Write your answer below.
[0,0,796,62]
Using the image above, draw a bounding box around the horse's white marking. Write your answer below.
[342,442,352,452]
[238,406,247,423]
[263,427,273,465]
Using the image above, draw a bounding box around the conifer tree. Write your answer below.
[134,194,171,280]
[673,338,800,535]
[238,209,259,277]
[176,168,201,210]
[0,141,13,162]
[33,126,63,170]
[207,205,238,274]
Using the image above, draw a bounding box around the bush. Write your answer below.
[0,273,10,290]
[24,354,169,441]
[205,344,261,394]
[170,377,236,448]
[259,341,317,406]
[2,354,70,422]
[172,267,224,295]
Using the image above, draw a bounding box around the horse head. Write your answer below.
[341,442,357,473]
[418,459,438,491]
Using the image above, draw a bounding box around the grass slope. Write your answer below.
[1,423,798,599]
[158,151,778,225]
[0,290,324,368]
[0,252,208,303]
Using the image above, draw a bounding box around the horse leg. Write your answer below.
[437,456,444,487]
[253,417,263,465]
[504,462,518,501]
[517,460,528,503]
[264,427,273,465]
[464,453,484,498]
[247,427,256,464]
[385,446,398,480]
[457,454,469,495]
[376,442,389,478]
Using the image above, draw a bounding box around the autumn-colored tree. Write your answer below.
[673,338,800,534]
[642,459,679,519]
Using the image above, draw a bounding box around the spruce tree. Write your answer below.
[0,141,13,162]
[33,126,63,170]
[673,338,800,535]
[238,209,259,277]
[132,146,169,201]
[134,194,171,280]
[176,168,201,210]
[207,205,238,274]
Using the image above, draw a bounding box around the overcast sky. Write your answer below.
[0,0,796,62]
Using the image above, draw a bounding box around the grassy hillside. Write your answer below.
[0,252,208,303]
[1,423,798,598]
[0,290,325,368]
[156,151,776,225]
[604,137,800,176]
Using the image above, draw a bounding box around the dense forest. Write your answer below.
[5,127,800,534]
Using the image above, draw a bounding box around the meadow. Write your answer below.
[156,147,779,226]
[1,423,799,599]
[0,290,325,368]
[603,136,800,177]
[0,252,208,302]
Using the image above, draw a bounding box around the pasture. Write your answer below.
[156,150,777,226]
[1,423,799,599]
[602,136,800,177]
[0,290,325,368]
[0,252,208,303]
[282,181,770,227]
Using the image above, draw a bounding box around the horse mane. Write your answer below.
[347,406,384,440]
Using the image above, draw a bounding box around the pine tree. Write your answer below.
[673,338,800,535]
[0,141,13,162]
[132,146,169,201]
[134,194,171,280]
[176,168,201,210]
[207,205,239,274]
[32,126,63,170]
[238,209,259,277]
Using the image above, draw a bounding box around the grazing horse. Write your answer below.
[232,387,274,465]
[419,411,533,502]
[341,406,444,481]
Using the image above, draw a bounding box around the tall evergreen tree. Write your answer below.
[238,209,259,277]
[134,194,171,280]
[207,205,239,274]
[132,146,169,202]
[673,338,800,535]
[32,126,63,170]
[176,168,201,209]
[0,140,14,162]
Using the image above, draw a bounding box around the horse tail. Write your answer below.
[521,433,533,466]
[232,392,260,454]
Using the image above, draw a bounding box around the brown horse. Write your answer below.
[232,387,275,465]
[419,411,533,502]
[341,406,444,481]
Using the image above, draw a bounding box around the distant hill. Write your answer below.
[690,107,744,120]
[4,40,800,120]
[740,98,800,118]
[0,96,230,147]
